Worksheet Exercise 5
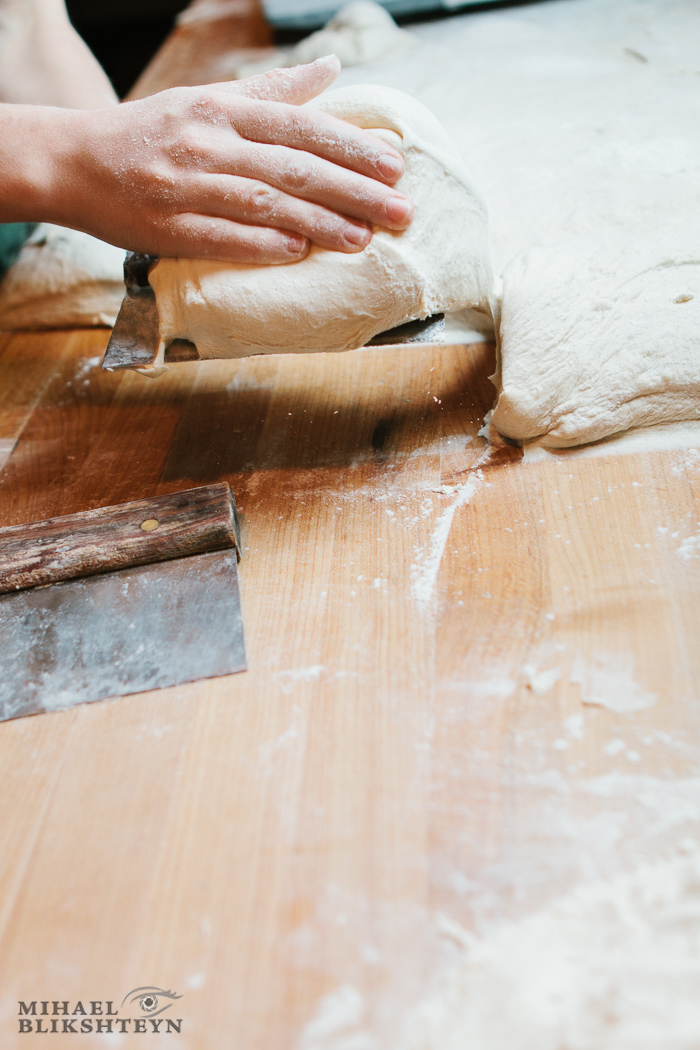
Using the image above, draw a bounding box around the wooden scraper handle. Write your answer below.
[0,483,241,595]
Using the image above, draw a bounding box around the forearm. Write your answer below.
[0,0,117,108]
[0,102,77,223]
[0,62,413,262]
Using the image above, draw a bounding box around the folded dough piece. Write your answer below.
[232,1,415,79]
[149,84,494,361]
[491,224,700,448]
[0,224,125,330]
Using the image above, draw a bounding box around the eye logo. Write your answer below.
[121,987,182,1019]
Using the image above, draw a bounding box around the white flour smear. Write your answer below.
[410,474,482,608]
[0,439,15,473]
[298,985,367,1050]
[569,652,657,713]
[522,421,700,463]
[404,848,700,1050]
[677,530,700,563]
[274,665,326,694]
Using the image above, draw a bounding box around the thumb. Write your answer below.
[219,55,341,105]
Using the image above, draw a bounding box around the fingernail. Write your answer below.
[344,225,371,248]
[286,234,308,254]
[385,195,413,226]
[378,153,403,179]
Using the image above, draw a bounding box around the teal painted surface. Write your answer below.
[0,223,36,281]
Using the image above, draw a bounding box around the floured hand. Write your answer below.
[1,56,413,264]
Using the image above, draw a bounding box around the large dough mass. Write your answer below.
[149,85,493,360]
[491,224,700,447]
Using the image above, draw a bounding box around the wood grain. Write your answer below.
[0,3,698,1045]
[0,330,697,1048]
[0,482,239,594]
[0,331,73,473]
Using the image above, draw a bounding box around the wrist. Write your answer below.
[0,103,88,225]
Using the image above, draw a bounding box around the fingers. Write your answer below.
[152,214,311,264]
[207,65,405,185]
[200,174,372,252]
[230,96,405,183]
[176,65,413,243]
[224,55,341,105]
[90,60,414,263]
[214,140,413,232]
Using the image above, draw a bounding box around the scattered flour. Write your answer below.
[274,665,325,694]
[604,739,627,757]
[676,529,700,562]
[298,985,367,1050]
[569,653,656,713]
[225,370,271,393]
[185,972,206,990]
[523,665,561,697]
[521,422,700,463]
[0,439,15,473]
[73,355,102,382]
[410,474,482,609]
[670,448,700,475]
[404,848,700,1050]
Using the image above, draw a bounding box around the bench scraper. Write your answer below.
[0,483,246,722]
[101,253,445,371]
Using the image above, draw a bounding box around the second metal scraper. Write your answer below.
[0,483,246,722]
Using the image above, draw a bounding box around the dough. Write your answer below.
[0,224,125,330]
[491,224,700,448]
[149,85,494,361]
[326,0,700,276]
[233,1,414,79]
[291,0,413,67]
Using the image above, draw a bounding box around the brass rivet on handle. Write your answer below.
[140,519,159,532]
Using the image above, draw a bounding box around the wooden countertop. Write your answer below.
[0,330,697,1047]
[0,2,698,1044]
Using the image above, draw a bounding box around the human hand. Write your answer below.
[48,56,413,263]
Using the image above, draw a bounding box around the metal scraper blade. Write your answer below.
[102,252,161,371]
[0,550,245,722]
[367,313,444,345]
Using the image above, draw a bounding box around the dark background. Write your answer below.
[66,0,188,97]
[65,0,535,99]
